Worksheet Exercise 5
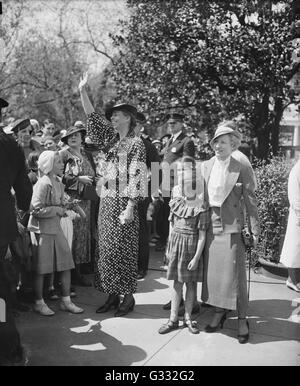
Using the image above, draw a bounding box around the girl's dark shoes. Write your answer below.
[237,319,249,344]
[184,320,200,334]
[114,298,135,317]
[96,295,120,313]
[158,319,179,334]
[204,311,227,333]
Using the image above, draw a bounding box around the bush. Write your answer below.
[253,156,295,264]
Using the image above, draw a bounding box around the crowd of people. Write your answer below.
[0,71,299,365]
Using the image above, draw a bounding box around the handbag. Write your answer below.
[80,184,99,201]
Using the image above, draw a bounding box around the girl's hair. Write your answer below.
[175,156,197,188]
[27,151,40,171]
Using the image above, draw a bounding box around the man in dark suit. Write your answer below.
[135,112,162,279]
[156,112,195,251]
[0,98,32,365]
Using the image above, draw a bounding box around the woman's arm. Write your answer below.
[78,73,115,149]
[79,73,95,116]
[241,164,260,237]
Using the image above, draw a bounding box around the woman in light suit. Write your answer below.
[201,121,260,344]
[280,159,300,292]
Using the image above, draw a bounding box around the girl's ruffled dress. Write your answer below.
[166,196,209,283]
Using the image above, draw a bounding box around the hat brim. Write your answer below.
[61,127,86,143]
[165,113,185,122]
[11,119,31,133]
[105,104,137,121]
[210,129,241,148]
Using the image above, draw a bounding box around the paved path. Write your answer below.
[17,249,300,366]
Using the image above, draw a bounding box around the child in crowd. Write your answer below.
[46,194,87,301]
[27,151,84,316]
[158,157,209,334]
[27,151,40,186]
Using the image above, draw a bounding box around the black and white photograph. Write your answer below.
[0,0,300,368]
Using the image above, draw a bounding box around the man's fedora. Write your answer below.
[61,125,87,144]
[105,103,137,121]
[165,108,185,122]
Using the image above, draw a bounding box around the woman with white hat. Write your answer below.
[201,121,260,344]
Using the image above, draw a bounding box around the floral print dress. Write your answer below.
[60,148,96,265]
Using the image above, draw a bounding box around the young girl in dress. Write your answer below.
[28,151,84,316]
[158,157,209,334]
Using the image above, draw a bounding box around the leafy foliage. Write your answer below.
[254,156,293,263]
[110,0,298,157]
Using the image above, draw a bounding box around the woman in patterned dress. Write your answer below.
[59,126,97,287]
[79,73,147,317]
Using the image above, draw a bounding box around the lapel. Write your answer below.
[203,156,215,184]
[221,156,241,205]
[171,131,185,147]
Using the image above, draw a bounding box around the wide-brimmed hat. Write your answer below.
[61,126,86,143]
[210,125,242,148]
[152,139,162,145]
[136,111,146,123]
[105,103,137,121]
[0,98,9,109]
[10,118,31,134]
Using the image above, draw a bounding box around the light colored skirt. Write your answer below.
[31,232,74,275]
[280,209,300,268]
[201,207,247,311]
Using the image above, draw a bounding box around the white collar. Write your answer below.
[215,155,231,167]
[172,131,182,142]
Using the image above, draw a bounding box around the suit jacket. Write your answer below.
[0,132,32,246]
[141,136,162,197]
[162,132,195,165]
[203,155,260,236]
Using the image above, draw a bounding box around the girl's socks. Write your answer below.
[35,299,46,305]
[62,296,71,304]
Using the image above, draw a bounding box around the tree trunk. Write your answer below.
[271,97,284,156]
[254,94,271,159]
